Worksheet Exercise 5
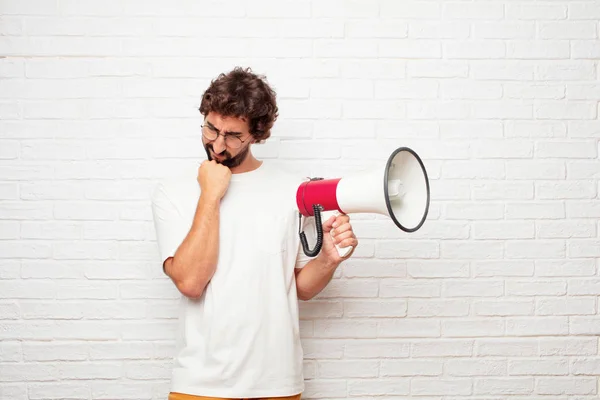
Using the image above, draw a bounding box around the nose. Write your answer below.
[211,134,227,154]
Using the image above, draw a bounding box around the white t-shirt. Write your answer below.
[151,160,310,398]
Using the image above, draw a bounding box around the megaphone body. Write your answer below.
[296,147,430,257]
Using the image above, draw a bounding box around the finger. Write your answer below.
[332,215,349,228]
[322,215,336,233]
[337,237,358,249]
[331,222,352,236]
[332,230,354,244]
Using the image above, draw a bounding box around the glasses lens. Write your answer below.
[202,125,217,140]
[226,136,242,149]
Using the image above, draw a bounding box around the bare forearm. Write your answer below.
[295,255,339,301]
[166,194,220,298]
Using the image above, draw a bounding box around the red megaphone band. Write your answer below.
[296,178,343,217]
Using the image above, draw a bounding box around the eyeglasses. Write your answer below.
[201,124,250,149]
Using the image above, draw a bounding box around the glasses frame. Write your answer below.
[201,123,252,150]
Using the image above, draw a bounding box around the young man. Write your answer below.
[151,67,358,400]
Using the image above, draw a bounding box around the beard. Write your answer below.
[204,142,250,169]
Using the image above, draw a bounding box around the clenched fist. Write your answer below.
[197,160,232,201]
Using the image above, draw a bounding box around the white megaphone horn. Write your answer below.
[296,146,430,258]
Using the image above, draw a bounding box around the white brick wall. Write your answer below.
[1,0,599,399]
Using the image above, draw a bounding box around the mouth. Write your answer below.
[211,151,225,161]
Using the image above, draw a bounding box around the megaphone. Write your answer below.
[296,147,430,258]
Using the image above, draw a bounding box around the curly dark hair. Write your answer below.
[199,67,279,143]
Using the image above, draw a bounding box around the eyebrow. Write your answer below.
[206,120,242,137]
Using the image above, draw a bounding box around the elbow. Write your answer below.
[296,288,314,301]
[175,277,207,299]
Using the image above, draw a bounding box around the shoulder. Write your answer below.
[262,160,307,187]
[151,174,200,209]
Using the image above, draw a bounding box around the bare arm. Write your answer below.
[164,192,221,299]
[163,160,231,299]
[294,214,358,301]
[294,255,338,301]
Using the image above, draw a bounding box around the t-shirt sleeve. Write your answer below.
[151,182,188,267]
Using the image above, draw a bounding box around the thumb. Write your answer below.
[321,215,336,234]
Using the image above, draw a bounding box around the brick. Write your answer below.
[567,201,600,218]
[505,121,566,138]
[318,360,378,378]
[507,41,570,59]
[378,319,440,338]
[572,40,600,59]
[375,240,439,259]
[314,320,377,338]
[22,342,87,362]
[0,341,22,362]
[441,241,504,260]
[570,317,600,335]
[443,3,503,19]
[411,378,472,395]
[409,21,469,39]
[474,300,534,317]
[475,378,534,395]
[411,340,473,357]
[536,297,596,316]
[316,279,378,299]
[471,260,534,277]
[343,340,409,359]
[539,338,598,356]
[536,260,596,277]
[447,359,507,376]
[380,1,440,19]
[506,240,565,259]
[504,83,565,99]
[348,378,410,396]
[443,280,504,297]
[568,239,600,257]
[506,317,569,336]
[379,39,441,58]
[536,102,597,120]
[506,280,566,296]
[506,4,567,20]
[538,140,597,158]
[342,259,407,278]
[506,202,565,219]
[407,261,469,278]
[471,61,534,80]
[476,339,539,357]
[27,382,90,399]
[343,300,407,318]
[443,319,505,338]
[568,279,600,295]
[536,377,597,395]
[407,60,468,78]
[444,41,506,59]
[380,280,441,298]
[346,20,407,38]
[473,221,534,239]
[407,299,470,317]
[445,203,504,220]
[537,220,596,238]
[381,359,442,376]
[571,358,600,375]
[474,22,535,39]
[442,161,505,179]
[539,22,598,39]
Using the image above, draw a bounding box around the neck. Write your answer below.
[229,154,262,174]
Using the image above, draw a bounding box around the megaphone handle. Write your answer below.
[299,204,324,257]
[334,238,353,258]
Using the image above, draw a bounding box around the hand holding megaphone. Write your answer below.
[297,147,430,258]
